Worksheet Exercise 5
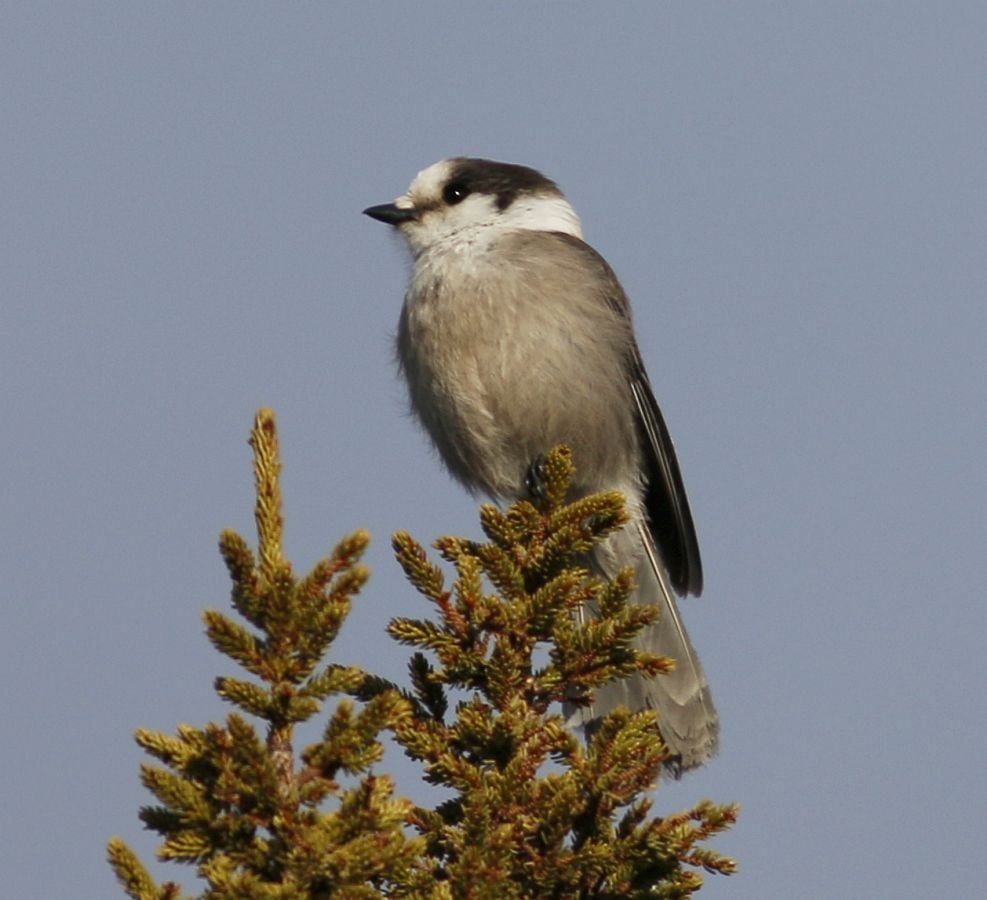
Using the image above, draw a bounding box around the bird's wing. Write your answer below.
[627,356,703,595]
[553,232,703,596]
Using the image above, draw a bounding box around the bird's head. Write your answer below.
[363,157,583,256]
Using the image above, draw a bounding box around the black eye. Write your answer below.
[442,181,470,205]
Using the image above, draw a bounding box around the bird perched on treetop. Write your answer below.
[364,157,718,772]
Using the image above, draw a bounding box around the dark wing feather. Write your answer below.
[553,233,703,596]
[628,359,703,596]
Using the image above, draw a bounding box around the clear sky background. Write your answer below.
[2,3,984,897]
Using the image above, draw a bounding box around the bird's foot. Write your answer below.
[524,454,549,502]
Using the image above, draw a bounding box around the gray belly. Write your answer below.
[397,256,640,498]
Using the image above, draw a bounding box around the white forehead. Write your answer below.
[394,159,454,209]
[411,159,454,198]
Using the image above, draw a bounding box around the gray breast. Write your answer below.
[398,231,641,498]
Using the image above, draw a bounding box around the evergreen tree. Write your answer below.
[368,445,736,897]
[109,410,736,898]
[108,410,421,898]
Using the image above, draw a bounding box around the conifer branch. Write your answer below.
[109,410,421,897]
[249,408,285,582]
[384,444,736,895]
[110,416,736,897]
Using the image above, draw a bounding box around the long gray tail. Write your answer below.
[565,518,719,773]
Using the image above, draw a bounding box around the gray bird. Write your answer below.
[364,157,718,772]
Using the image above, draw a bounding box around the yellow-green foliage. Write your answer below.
[107,410,421,899]
[109,414,735,898]
[369,446,736,897]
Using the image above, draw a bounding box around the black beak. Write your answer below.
[362,203,418,225]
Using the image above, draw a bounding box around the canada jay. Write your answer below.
[364,157,718,771]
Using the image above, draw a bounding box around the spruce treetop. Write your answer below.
[110,412,736,898]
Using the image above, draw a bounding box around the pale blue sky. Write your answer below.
[2,3,985,897]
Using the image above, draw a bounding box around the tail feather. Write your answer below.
[565,518,719,773]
